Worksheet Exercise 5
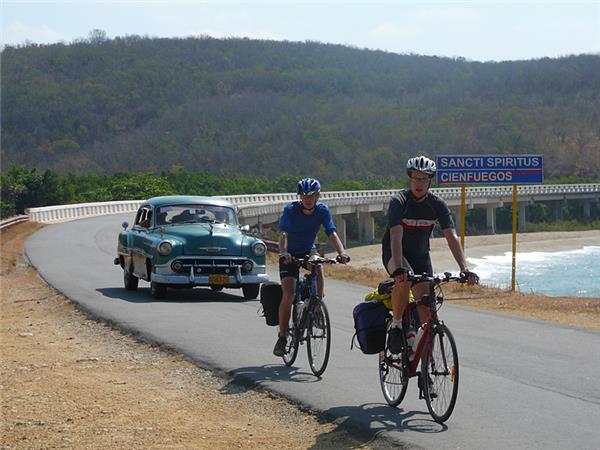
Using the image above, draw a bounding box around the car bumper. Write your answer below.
[151,265,269,286]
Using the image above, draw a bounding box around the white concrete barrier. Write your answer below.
[0,215,29,230]
[21,184,600,224]
[26,200,144,223]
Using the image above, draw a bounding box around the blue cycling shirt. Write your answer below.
[279,201,336,254]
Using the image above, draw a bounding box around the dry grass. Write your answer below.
[1,224,376,449]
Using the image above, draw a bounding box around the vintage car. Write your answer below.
[114,195,269,299]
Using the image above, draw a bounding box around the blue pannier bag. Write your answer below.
[351,300,388,354]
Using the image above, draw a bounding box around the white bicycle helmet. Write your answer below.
[406,155,437,177]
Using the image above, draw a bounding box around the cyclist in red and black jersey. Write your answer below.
[382,155,478,354]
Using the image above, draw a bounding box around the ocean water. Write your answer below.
[468,246,600,298]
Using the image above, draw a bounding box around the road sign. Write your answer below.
[436,154,544,185]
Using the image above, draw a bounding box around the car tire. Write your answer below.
[242,283,260,299]
[151,282,167,299]
[124,268,139,291]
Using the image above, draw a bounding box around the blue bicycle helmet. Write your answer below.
[297,178,321,195]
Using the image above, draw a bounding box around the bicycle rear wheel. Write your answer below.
[422,323,459,423]
[379,326,409,407]
[307,300,331,377]
[283,323,300,366]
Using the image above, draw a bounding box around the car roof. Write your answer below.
[144,195,235,209]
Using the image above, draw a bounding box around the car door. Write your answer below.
[131,206,153,278]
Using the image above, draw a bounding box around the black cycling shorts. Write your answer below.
[382,253,433,277]
[279,251,312,280]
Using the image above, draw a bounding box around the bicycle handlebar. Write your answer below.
[279,254,340,266]
[408,271,472,285]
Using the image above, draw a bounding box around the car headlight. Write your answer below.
[251,242,266,256]
[158,241,173,256]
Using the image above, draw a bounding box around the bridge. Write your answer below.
[24,183,600,247]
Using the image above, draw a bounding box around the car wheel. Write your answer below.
[151,282,167,299]
[242,283,260,299]
[210,285,224,292]
[124,268,139,291]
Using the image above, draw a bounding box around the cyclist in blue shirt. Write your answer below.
[273,177,350,356]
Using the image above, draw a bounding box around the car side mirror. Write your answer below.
[122,221,129,230]
[240,224,250,232]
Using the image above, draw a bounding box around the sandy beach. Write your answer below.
[336,229,600,274]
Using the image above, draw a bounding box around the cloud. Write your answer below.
[2,20,65,46]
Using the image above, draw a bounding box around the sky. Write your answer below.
[2,1,599,62]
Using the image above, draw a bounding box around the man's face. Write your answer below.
[300,193,318,210]
[409,170,431,198]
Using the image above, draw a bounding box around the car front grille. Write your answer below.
[170,258,254,275]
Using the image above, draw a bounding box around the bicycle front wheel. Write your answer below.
[306,300,331,377]
[379,323,409,406]
[283,323,300,366]
[422,323,459,423]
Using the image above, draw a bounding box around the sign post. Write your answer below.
[436,154,544,291]
[512,185,518,291]
[460,185,466,250]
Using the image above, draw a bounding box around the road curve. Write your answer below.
[25,214,600,449]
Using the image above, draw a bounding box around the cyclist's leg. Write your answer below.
[277,255,302,337]
[386,257,412,322]
[278,277,296,337]
[412,283,430,325]
[385,258,411,353]
[409,255,433,325]
[274,276,295,356]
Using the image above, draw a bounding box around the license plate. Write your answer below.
[209,274,229,285]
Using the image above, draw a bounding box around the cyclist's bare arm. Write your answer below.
[278,231,292,264]
[442,228,478,285]
[327,232,351,263]
[389,224,409,282]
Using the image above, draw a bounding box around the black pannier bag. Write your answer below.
[260,282,282,326]
[351,300,388,354]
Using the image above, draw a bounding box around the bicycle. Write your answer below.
[378,272,467,423]
[281,255,339,377]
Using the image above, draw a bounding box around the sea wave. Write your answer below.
[468,246,600,298]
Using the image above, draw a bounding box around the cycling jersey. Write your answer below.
[382,189,454,269]
[279,201,336,255]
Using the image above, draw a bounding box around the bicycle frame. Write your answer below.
[282,256,337,376]
[384,275,451,374]
[401,291,439,377]
[379,272,464,422]
[294,263,319,322]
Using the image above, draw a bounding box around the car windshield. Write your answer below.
[156,204,238,226]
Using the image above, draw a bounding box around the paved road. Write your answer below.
[26,214,600,449]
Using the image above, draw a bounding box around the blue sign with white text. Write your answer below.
[436,154,544,185]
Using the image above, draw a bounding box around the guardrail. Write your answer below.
[21,183,600,224]
[26,200,144,223]
[221,183,600,205]
[0,215,30,230]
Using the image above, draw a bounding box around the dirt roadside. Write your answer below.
[2,223,599,449]
[1,223,378,450]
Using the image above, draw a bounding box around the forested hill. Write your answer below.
[2,35,599,180]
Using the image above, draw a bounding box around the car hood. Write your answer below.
[161,224,245,256]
